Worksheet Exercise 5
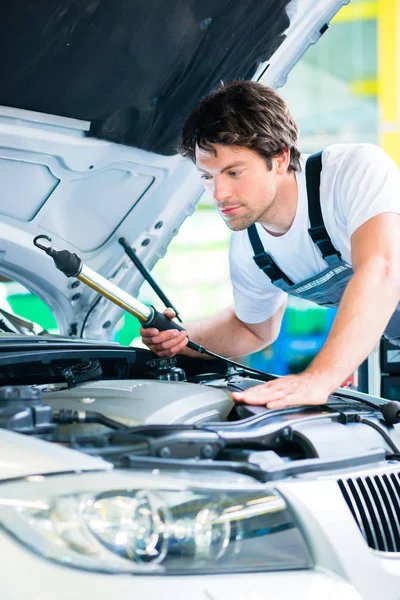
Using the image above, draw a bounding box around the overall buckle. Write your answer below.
[253,252,293,286]
[308,226,342,264]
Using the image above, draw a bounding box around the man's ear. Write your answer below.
[274,147,291,174]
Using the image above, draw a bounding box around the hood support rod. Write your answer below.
[118,236,182,322]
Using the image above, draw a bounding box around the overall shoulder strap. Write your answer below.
[306,152,342,264]
[247,224,294,287]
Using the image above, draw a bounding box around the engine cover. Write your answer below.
[44,379,233,429]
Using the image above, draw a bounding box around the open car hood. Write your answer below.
[0,0,348,339]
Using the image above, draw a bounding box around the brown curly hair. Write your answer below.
[179,80,301,172]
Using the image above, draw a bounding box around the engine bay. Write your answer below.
[1,335,400,481]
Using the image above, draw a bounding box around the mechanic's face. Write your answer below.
[196,143,289,231]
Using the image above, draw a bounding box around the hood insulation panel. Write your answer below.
[0,0,290,154]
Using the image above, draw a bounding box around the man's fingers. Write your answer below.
[230,375,328,409]
[163,308,176,319]
[141,329,184,344]
[147,339,188,357]
[144,330,188,357]
[266,399,293,409]
[154,332,187,351]
[232,389,298,408]
[231,383,281,405]
[140,308,188,358]
[140,327,159,338]
[152,344,188,358]
[232,393,279,405]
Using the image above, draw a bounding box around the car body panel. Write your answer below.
[3,471,400,600]
[0,429,109,480]
[0,528,364,600]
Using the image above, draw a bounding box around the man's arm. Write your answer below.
[303,212,400,389]
[233,213,400,408]
[140,301,286,358]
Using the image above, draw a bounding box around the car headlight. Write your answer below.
[0,470,312,574]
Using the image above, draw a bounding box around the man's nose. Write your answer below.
[213,178,232,203]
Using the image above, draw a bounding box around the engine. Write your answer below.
[2,345,400,479]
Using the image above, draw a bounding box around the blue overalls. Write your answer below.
[247,152,400,346]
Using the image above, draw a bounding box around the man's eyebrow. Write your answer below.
[196,161,247,174]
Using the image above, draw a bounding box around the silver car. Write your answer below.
[0,1,398,598]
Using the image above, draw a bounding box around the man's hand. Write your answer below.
[231,372,331,409]
[140,308,189,357]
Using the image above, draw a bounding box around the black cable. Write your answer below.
[198,346,276,380]
[80,295,102,338]
[357,416,400,454]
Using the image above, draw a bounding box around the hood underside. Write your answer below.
[1,0,292,155]
[0,0,348,339]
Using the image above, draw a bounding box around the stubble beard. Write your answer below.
[223,209,256,231]
[222,198,277,232]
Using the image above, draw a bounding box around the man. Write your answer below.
[140,80,400,409]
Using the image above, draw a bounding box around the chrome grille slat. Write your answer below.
[366,476,395,551]
[349,477,380,549]
[338,470,400,553]
[338,479,368,541]
[356,477,386,550]
[390,473,400,498]
[385,474,400,512]
[376,475,400,549]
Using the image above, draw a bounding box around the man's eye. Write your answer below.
[229,171,242,177]
[201,174,212,181]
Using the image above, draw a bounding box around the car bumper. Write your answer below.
[0,475,399,599]
[0,529,363,600]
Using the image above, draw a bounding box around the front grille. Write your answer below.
[338,472,400,552]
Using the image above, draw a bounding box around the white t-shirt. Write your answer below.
[230,143,400,324]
